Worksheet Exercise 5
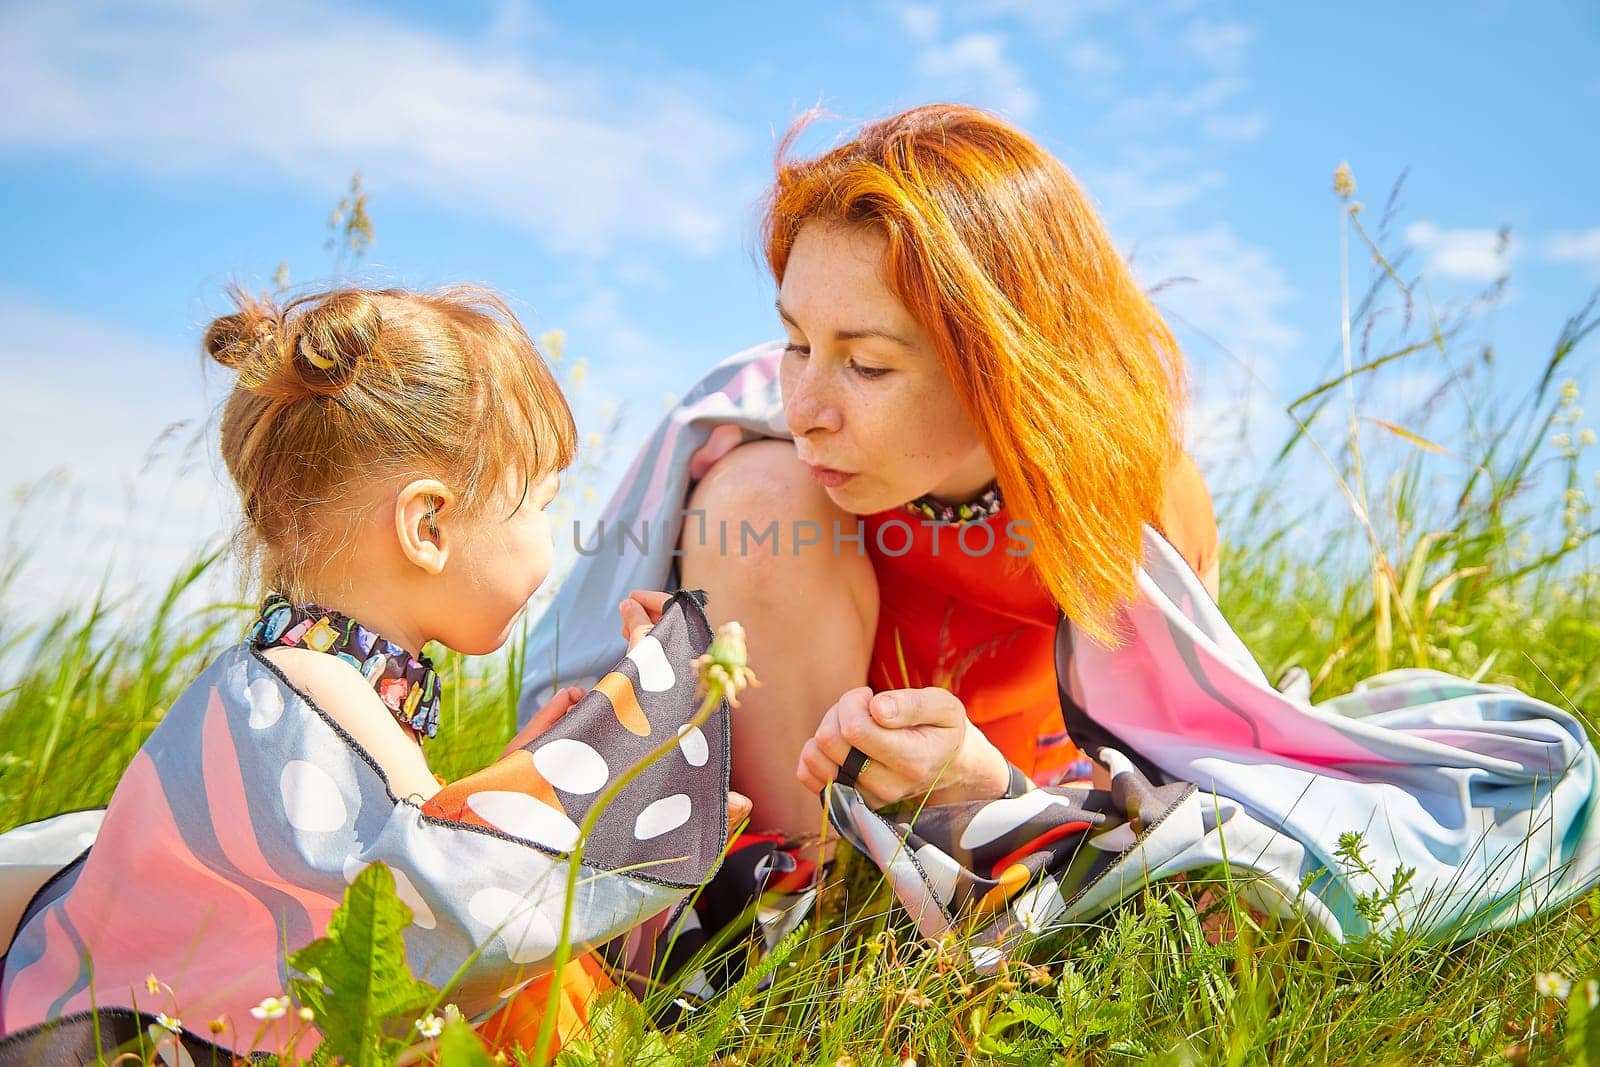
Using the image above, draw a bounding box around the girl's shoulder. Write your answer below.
[256,646,440,803]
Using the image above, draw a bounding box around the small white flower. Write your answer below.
[672,997,700,1014]
[1535,972,1572,1000]
[1581,429,1598,447]
[297,1006,315,1023]
[415,1013,444,1039]
[250,995,290,1021]
[154,1012,183,1034]
[1552,432,1573,450]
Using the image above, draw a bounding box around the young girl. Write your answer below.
[0,286,742,1061]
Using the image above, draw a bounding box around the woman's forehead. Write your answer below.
[779,222,920,336]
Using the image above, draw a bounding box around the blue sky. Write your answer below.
[1,0,1597,611]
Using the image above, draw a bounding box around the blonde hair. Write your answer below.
[205,286,575,601]
[763,104,1186,645]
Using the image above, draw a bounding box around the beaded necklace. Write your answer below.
[249,594,441,741]
[902,479,1004,525]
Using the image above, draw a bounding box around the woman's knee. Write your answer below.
[679,439,877,623]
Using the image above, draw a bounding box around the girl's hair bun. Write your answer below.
[204,287,381,397]
[289,289,382,396]
[203,293,281,375]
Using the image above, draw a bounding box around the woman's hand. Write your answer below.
[795,686,1011,808]
[618,589,672,648]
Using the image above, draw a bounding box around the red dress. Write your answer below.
[863,456,1219,782]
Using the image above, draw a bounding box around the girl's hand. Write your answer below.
[795,686,1010,808]
[499,685,586,758]
[618,589,673,649]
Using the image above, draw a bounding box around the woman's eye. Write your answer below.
[851,362,890,380]
[782,342,810,358]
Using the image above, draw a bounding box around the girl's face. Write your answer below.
[776,220,995,516]
[429,468,560,655]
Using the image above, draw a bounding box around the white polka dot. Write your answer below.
[634,794,692,840]
[467,791,580,851]
[469,887,559,964]
[532,738,609,795]
[280,760,347,833]
[913,843,961,907]
[676,725,709,767]
[391,868,437,930]
[625,635,675,693]
[1010,879,1063,934]
[970,946,1004,972]
[247,677,285,729]
[342,857,435,927]
[958,791,1077,850]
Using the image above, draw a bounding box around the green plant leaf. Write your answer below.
[438,1017,496,1066]
[288,861,440,1067]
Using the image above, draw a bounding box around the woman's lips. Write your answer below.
[805,463,856,488]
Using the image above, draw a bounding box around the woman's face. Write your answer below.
[776,220,994,516]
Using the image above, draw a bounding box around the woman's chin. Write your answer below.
[824,481,896,517]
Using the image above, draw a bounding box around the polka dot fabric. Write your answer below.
[424,589,731,888]
[824,749,1198,966]
[0,590,732,1058]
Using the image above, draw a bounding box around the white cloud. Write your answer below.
[1201,112,1267,143]
[977,0,1125,34]
[1064,40,1122,79]
[0,2,747,257]
[0,295,238,618]
[1404,221,1514,283]
[913,31,1039,120]
[1111,76,1248,126]
[1132,223,1300,359]
[1094,162,1226,218]
[896,3,943,43]
[1544,227,1600,270]
[1185,19,1253,72]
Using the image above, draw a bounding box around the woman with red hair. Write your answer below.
[678,103,1219,834]
[524,102,1600,982]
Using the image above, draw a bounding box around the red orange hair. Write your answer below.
[762,104,1186,645]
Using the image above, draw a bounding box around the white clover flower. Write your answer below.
[250,996,290,1021]
[415,1013,444,1039]
[154,1012,183,1034]
[1535,972,1573,1000]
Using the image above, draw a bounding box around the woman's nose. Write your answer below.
[784,365,844,437]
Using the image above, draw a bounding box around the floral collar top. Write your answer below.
[249,594,442,740]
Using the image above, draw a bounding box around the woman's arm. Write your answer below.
[1159,452,1221,599]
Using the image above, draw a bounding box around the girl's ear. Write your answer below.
[395,479,456,575]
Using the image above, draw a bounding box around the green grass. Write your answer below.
[2,183,1599,1065]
